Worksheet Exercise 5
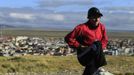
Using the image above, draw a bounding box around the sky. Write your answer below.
[0,0,134,30]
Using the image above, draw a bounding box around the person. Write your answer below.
[64,7,108,75]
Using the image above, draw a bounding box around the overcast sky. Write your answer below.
[0,0,134,30]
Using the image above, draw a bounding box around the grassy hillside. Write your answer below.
[0,29,68,38]
[0,55,134,75]
[0,29,134,39]
[0,29,134,75]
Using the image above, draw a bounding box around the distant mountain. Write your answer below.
[0,24,33,29]
[0,24,16,28]
[0,24,133,32]
[0,24,70,31]
[108,29,134,32]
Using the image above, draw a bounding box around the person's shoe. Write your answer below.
[98,67,105,72]
[93,68,104,75]
[93,67,114,75]
[99,71,114,75]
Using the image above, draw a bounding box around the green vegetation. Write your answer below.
[0,55,82,74]
[0,55,134,75]
[105,55,134,74]
[0,29,68,38]
[1,29,134,38]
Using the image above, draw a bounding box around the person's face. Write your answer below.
[89,16,101,26]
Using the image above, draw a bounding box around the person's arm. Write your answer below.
[64,26,81,49]
[101,25,108,49]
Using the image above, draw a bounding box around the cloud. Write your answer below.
[37,0,94,13]
[0,0,134,30]
[37,0,92,7]
[9,13,35,20]
[101,11,134,30]
[44,14,64,21]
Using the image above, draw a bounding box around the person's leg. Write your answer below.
[95,49,107,68]
[83,66,91,75]
[82,60,97,75]
[82,49,107,75]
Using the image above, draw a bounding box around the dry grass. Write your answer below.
[105,55,134,74]
[0,55,82,74]
[1,29,134,38]
[0,55,134,75]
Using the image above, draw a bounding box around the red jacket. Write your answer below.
[65,21,108,49]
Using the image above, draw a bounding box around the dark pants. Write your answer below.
[82,48,107,75]
[82,59,97,75]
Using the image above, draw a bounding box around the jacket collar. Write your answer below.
[85,20,100,29]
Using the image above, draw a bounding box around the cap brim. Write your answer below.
[100,13,103,16]
[98,13,103,17]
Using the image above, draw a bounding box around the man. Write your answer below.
[64,7,108,75]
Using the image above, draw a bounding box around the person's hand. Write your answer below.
[91,41,102,51]
[91,43,97,51]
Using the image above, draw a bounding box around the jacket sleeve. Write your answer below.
[64,26,81,48]
[101,25,108,49]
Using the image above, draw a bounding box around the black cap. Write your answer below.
[87,7,103,18]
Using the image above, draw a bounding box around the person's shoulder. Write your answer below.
[74,23,85,30]
[76,23,86,28]
[99,22,105,26]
